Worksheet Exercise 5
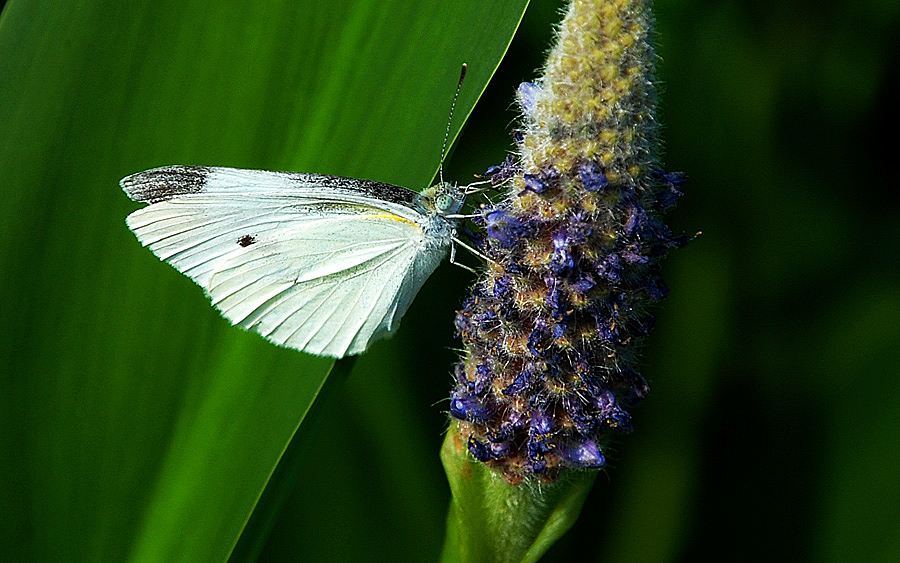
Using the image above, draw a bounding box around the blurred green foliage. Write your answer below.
[2,0,899,561]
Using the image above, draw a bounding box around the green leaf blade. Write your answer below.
[0,0,527,561]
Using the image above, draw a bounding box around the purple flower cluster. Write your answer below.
[451,152,688,481]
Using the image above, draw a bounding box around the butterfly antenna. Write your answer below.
[439,63,468,186]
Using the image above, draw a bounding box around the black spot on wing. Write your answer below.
[237,234,256,247]
[121,165,211,203]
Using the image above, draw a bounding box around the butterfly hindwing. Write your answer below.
[206,211,428,356]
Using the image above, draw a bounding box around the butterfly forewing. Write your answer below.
[123,166,454,357]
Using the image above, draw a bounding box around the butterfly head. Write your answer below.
[416,182,465,218]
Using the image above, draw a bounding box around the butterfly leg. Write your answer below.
[449,239,480,274]
[451,236,494,266]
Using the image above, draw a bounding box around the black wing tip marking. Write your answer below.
[121,165,211,203]
[237,234,257,247]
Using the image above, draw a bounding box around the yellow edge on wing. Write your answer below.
[364,214,419,228]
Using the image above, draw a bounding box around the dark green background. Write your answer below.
[511,1,900,561]
[2,0,899,561]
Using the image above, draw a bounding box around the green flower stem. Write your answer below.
[440,425,596,563]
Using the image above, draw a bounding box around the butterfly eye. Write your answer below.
[436,194,454,212]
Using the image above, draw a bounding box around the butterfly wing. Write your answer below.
[123,166,452,357]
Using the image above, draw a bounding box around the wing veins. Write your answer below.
[208,236,411,309]
[338,250,411,352]
[312,243,413,354]
[304,267,373,355]
[273,245,405,349]
[228,244,399,343]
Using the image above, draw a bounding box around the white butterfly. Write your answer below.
[122,165,465,358]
